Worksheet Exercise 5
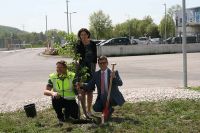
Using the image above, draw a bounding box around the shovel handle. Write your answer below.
[107,63,116,102]
[101,63,117,124]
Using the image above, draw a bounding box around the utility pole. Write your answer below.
[125,14,131,41]
[69,12,77,33]
[10,33,13,47]
[182,0,187,88]
[164,3,167,44]
[65,0,70,34]
[45,15,48,33]
[45,15,49,49]
[21,24,25,46]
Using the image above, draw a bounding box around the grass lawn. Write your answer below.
[0,99,200,133]
[189,86,200,91]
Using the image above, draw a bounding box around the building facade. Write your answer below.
[175,6,200,40]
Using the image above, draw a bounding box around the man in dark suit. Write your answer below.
[76,56,125,118]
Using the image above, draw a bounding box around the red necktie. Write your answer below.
[101,71,105,94]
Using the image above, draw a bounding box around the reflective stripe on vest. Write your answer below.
[49,72,75,100]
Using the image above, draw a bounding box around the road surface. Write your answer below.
[0,48,200,107]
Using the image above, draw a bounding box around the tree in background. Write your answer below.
[168,4,182,37]
[168,4,182,17]
[113,23,127,37]
[46,29,67,44]
[112,16,159,38]
[138,16,154,37]
[159,14,175,39]
[130,19,141,38]
[89,10,113,40]
[146,24,160,38]
[158,5,181,39]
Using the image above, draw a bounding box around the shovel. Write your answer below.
[102,63,116,123]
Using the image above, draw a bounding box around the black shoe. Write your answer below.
[108,108,114,119]
[58,120,64,126]
[59,118,65,122]
[64,116,70,122]
[83,114,91,119]
[111,108,114,114]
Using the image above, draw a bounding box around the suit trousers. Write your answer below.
[93,96,117,112]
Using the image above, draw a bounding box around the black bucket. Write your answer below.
[24,103,37,118]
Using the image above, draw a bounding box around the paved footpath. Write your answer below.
[0,48,200,112]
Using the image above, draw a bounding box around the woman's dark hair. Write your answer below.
[56,60,67,68]
[77,28,91,39]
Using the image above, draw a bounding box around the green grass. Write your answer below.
[1,99,200,133]
[188,86,200,91]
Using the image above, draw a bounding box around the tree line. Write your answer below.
[0,4,181,46]
[89,4,181,40]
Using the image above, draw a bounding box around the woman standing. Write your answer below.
[76,28,97,118]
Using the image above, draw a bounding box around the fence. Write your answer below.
[0,38,24,50]
[97,43,200,57]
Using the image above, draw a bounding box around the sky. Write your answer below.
[0,0,199,34]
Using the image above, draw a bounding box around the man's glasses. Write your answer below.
[98,62,107,65]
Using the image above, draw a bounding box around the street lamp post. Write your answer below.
[69,12,77,33]
[182,0,187,88]
[45,15,48,33]
[45,15,49,49]
[65,0,70,34]
[125,14,131,40]
[10,33,13,49]
[163,3,167,43]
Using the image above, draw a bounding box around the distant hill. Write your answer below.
[0,25,27,36]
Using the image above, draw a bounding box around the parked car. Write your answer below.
[131,39,140,44]
[96,40,106,46]
[100,37,130,46]
[163,37,173,44]
[138,37,150,44]
[171,36,197,44]
[150,38,162,44]
[92,39,105,45]
[131,39,138,45]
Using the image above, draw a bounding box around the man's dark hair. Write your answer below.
[98,56,108,63]
[77,28,91,39]
[56,60,67,68]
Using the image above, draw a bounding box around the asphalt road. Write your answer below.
[0,48,200,105]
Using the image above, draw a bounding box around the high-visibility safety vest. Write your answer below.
[49,71,76,100]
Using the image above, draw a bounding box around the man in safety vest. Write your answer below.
[44,60,78,124]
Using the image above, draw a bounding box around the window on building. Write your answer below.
[180,18,182,24]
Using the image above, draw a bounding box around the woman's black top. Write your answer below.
[76,40,97,65]
[75,40,97,88]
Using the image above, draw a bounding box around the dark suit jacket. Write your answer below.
[84,68,125,107]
